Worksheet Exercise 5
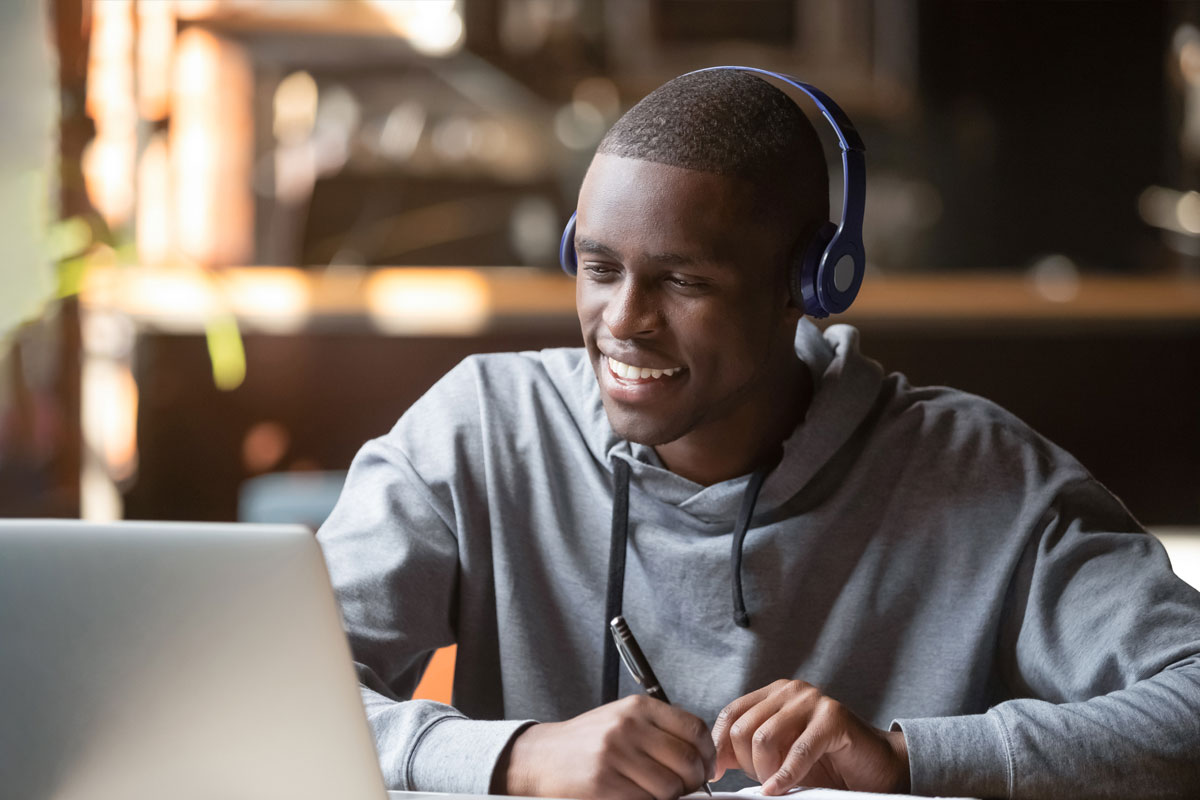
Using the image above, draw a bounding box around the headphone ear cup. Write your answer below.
[559,212,578,276]
[792,221,836,317]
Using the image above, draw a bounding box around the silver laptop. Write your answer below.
[0,520,389,800]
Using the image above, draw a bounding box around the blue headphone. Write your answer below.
[558,65,866,318]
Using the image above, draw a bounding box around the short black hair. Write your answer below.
[597,69,830,229]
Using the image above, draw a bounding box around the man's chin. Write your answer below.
[602,403,690,448]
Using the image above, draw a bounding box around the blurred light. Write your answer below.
[432,116,476,161]
[378,101,427,161]
[274,71,319,145]
[510,196,558,264]
[1029,254,1081,303]
[366,269,491,335]
[82,136,137,228]
[1177,191,1200,234]
[274,141,317,204]
[172,27,254,266]
[81,308,137,359]
[573,77,621,121]
[1138,185,1200,237]
[174,0,221,18]
[554,100,606,150]
[242,421,290,473]
[119,269,217,327]
[366,0,464,57]
[137,133,173,265]
[1178,26,1200,87]
[81,357,139,485]
[81,460,123,521]
[317,84,361,137]
[136,0,175,121]
[84,0,137,228]
[86,0,136,123]
[313,84,359,175]
[223,268,312,333]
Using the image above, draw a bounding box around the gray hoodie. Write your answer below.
[318,320,1200,799]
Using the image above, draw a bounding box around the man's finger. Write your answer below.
[711,684,773,748]
[635,722,712,794]
[642,698,717,770]
[749,706,810,785]
[711,684,774,779]
[614,739,695,800]
[761,716,843,795]
[725,695,789,781]
[602,763,664,800]
[628,696,716,790]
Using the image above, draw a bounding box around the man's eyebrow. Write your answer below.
[574,236,713,268]
[573,237,622,261]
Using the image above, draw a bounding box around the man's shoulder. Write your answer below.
[380,345,598,462]
[882,374,1078,475]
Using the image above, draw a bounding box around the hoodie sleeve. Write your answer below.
[316,366,535,793]
[895,477,1200,799]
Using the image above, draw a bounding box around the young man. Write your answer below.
[318,70,1200,799]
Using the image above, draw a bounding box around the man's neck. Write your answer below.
[653,357,812,487]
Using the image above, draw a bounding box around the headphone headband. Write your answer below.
[560,65,867,318]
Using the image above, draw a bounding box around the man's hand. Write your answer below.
[711,680,909,795]
[495,694,716,800]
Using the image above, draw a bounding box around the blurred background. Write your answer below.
[2,1,1200,574]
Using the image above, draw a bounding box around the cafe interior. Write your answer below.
[3,0,1200,698]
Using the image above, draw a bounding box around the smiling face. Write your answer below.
[575,154,806,474]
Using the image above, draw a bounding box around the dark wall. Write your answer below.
[917,1,1168,272]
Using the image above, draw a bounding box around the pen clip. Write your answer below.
[609,616,648,687]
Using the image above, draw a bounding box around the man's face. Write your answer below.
[575,154,802,448]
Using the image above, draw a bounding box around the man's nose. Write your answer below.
[603,277,659,340]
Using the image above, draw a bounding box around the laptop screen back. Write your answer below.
[0,520,387,800]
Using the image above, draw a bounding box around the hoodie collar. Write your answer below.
[575,319,885,524]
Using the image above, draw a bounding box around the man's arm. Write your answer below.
[894,477,1200,799]
[319,373,715,798]
[319,429,535,794]
[712,477,1200,799]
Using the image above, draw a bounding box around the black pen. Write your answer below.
[609,615,715,797]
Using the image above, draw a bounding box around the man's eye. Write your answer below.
[667,275,705,289]
[583,263,617,278]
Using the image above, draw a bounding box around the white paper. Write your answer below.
[684,785,977,800]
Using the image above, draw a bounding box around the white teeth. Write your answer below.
[606,357,681,381]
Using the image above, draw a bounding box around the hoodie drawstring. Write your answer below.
[601,458,632,705]
[601,453,778,703]
[729,457,777,628]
